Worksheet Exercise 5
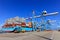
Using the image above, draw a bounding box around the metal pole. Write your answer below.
[40,11,47,31]
[32,10,36,31]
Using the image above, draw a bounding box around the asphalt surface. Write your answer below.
[53,31,60,40]
[0,31,60,40]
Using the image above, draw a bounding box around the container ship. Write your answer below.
[2,16,33,33]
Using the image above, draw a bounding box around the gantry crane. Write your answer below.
[25,10,58,31]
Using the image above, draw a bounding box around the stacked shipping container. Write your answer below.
[3,16,32,28]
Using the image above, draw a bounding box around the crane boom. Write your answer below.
[25,12,58,20]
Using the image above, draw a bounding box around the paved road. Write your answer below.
[0,31,60,40]
[53,31,60,40]
[0,31,53,40]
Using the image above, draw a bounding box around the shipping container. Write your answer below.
[28,22,32,28]
[21,22,26,27]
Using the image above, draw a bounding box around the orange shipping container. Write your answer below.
[4,23,9,27]
[21,22,26,27]
[11,23,16,27]
[15,24,21,26]
[8,24,12,27]
[28,22,32,28]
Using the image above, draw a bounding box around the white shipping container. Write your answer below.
[5,16,26,24]
[26,24,29,26]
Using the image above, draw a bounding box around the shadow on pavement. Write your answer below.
[34,34,52,40]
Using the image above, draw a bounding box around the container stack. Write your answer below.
[3,16,26,27]
[3,16,33,28]
[21,22,26,27]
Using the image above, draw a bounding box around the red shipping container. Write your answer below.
[21,22,26,27]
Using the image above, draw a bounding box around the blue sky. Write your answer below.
[0,0,60,30]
